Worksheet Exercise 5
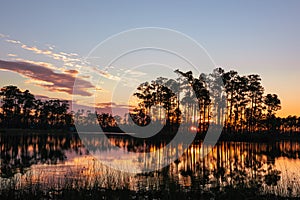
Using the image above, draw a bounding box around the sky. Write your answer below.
[0,0,300,117]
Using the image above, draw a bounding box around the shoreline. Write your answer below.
[1,128,300,142]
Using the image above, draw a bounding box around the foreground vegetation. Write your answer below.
[1,187,297,200]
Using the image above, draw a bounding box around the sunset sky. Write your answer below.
[0,1,300,117]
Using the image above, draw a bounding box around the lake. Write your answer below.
[0,132,300,198]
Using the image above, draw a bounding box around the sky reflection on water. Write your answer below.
[1,132,300,197]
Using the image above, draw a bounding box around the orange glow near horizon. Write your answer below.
[276,98,300,118]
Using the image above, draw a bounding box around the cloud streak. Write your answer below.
[2,36,122,82]
[0,33,9,38]
[6,39,22,44]
[20,44,81,66]
[91,67,121,81]
[21,44,52,55]
[96,102,135,109]
[0,60,95,96]
[3,38,81,71]
[7,54,17,57]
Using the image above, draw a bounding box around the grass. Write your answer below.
[0,164,299,200]
[1,186,299,200]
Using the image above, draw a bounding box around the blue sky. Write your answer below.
[0,1,300,116]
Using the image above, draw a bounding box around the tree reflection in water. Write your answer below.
[0,132,83,178]
[1,132,300,198]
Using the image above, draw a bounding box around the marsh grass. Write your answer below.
[0,162,298,200]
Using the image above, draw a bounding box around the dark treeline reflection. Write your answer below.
[1,133,300,197]
[0,133,84,178]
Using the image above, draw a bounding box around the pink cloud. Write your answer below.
[0,60,94,96]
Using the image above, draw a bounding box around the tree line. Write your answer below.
[132,67,299,134]
[1,66,300,134]
[0,85,121,131]
[0,85,72,129]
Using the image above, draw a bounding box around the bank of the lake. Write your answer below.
[2,128,300,143]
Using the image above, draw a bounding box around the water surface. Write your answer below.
[0,132,300,197]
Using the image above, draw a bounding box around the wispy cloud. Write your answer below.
[34,94,50,100]
[0,60,95,96]
[64,69,79,75]
[6,39,22,44]
[19,44,81,67]
[94,102,135,116]
[96,102,135,109]
[25,79,53,86]
[21,44,52,55]
[45,44,55,50]
[2,37,81,71]
[0,33,9,38]
[91,67,121,81]
[7,54,17,57]
[15,58,58,70]
[123,69,146,77]
[1,35,123,85]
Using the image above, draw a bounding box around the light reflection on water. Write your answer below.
[1,132,300,197]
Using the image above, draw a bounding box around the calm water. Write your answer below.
[1,132,300,197]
